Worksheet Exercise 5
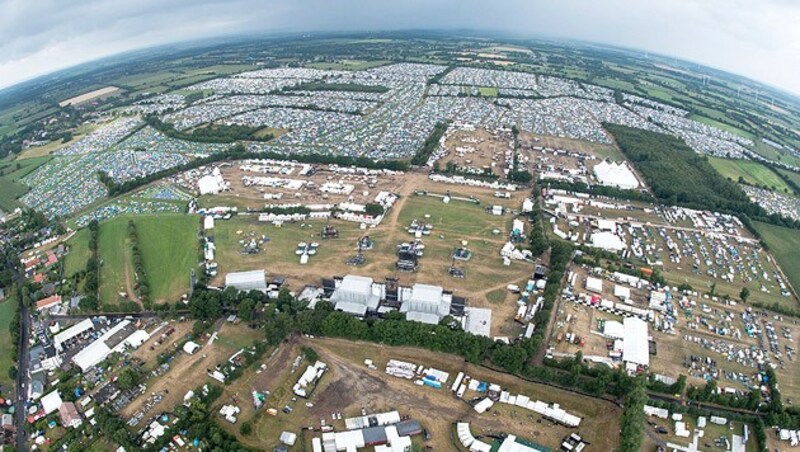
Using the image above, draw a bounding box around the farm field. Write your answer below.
[0,299,16,392]
[754,221,800,298]
[751,141,800,169]
[708,157,793,193]
[776,167,800,187]
[217,337,621,451]
[16,122,99,160]
[97,214,198,306]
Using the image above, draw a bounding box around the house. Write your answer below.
[58,402,82,428]
[35,295,62,312]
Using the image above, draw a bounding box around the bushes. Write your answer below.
[81,220,100,307]
[146,116,270,143]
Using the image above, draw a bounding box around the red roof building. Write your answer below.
[35,295,62,311]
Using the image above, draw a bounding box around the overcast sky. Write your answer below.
[1,0,798,95]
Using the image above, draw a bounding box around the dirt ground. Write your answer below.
[207,171,536,337]
[203,160,408,211]
[218,337,621,451]
[441,128,514,178]
[120,322,262,420]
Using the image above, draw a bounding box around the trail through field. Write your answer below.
[122,260,142,308]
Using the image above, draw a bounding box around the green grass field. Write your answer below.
[478,86,498,97]
[754,222,800,298]
[777,168,800,187]
[98,217,135,305]
[751,141,800,168]
[63,228,91,278]
[97,214,198,305]
[0,298,17,393]
[708,157,793,194]
[133,214,198,302]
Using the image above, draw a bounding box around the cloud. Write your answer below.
[0,0,798,94]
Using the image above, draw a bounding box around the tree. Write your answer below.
[239,422,252,435]
[740,287,750,303]
[238,297,255,320]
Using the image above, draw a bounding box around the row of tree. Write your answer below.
[127,220,151,308]
[410,122,448,166]
[101,144,408,198]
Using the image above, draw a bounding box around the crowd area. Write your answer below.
[17,63,783,221]
[742,185,800,221]
[21,119,230,219]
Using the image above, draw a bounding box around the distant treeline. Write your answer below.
[145,116,274,143]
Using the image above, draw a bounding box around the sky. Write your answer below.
[0,0,799,94]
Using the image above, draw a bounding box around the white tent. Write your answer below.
[614,285,631,300]
[400,284,450,325]
[593,161,639,190]
[585,277,603,293]
[623,317,650,368]
[603,320,624,339]
[591,232,626,252]
[225,270,267,291]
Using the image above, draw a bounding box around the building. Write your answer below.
[400,284,451,325]
[72,320,147,372]
[41,390,63,415]
[225,270,267,292]
[329,275,381,317]
[622,317,650,372]
[58,402,82,428]
[463,307,492,337]
[35,294,62,312]
[54,318,94,352]
[593,161,639,190]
